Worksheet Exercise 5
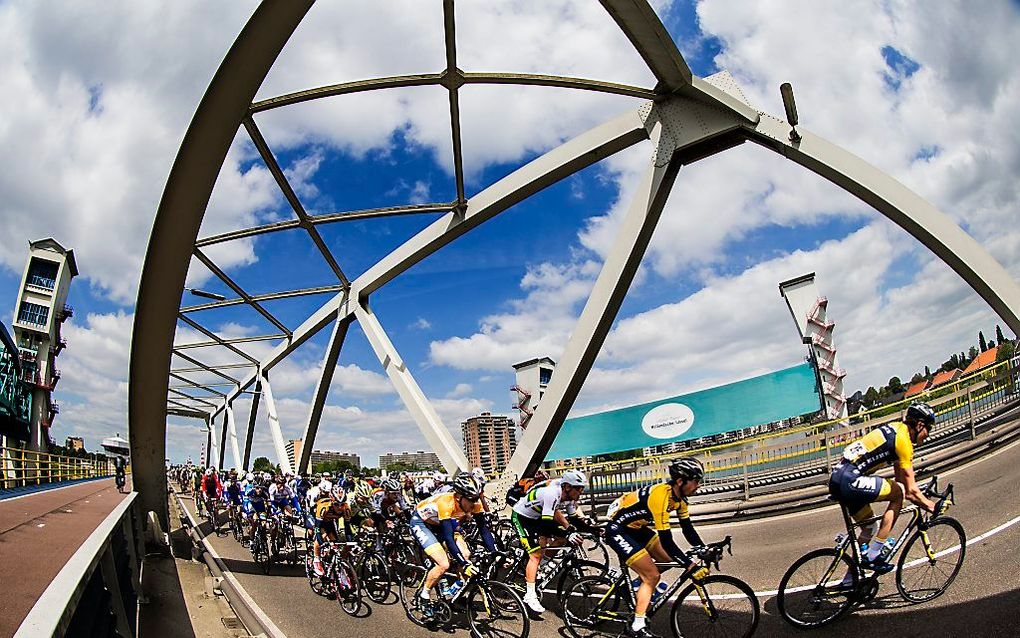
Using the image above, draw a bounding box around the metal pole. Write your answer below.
[740,449,749,500]
[967,388,976,440]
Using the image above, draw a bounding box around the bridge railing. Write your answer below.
[555,356,1018,503]
[1,446,116,491]
[15,493,144,637]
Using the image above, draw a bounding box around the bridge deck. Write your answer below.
[1,478,129,637]
[178,431,1020,638]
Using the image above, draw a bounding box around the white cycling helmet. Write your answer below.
[560,470,589,489]
[471,467,486,483]
[245,472,255,482]
[319,479,333,492]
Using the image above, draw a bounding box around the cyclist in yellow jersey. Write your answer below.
[605,457,709,638]
[409,475,496,615]
[828,402,940,573]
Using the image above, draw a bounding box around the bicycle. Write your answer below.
[305,540,363,615]
[495,534,607,610]
[777,476,964,628]
[562,536,758,638]
[351,529,395,603]
[250,513,273,575]
[400,550,530,638]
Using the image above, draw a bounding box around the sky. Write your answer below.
[1,1,1018,467]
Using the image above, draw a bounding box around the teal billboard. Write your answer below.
[546,361,822,460]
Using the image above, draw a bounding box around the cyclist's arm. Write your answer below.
[893,427,936,512]
[894,464,935,512]
[438,519,470,564]
[472,512,498,553]
[649,486,693,566]
[567,513,598,534]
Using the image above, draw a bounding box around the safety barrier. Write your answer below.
[555,356,1019,503]
[15,493,144,637]
[1,446,117,491]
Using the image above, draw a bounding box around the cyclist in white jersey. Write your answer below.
[510,470,596,615]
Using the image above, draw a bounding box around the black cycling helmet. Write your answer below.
[906,402,936,427]
[452,474,482,499]
[381,477,401,493]
[668,457,705,483]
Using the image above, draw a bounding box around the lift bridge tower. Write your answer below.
[10,239,77,452]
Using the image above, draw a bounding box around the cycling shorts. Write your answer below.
[409,514,440,552]
[227,492,243,506]
[828,463,893,520]
[511,511,545,555]
[315,518,339,544]
[605,522,658,566]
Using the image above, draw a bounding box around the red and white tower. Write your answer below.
[780,273,847,421]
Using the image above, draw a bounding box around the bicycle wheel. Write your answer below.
[777,548,857,628]
[358,552,393,603]
[562,575,629,638]
[305,549,326,595]
[335,559,362,616]
[399,565,434,627]
[252,531,271,575]
[466,580,529,638]
[555,559,607,607]
[390,543,422,586]
[671,574,759,638]
[896,517,966,603]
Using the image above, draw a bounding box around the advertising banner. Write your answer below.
[546,361,822,460]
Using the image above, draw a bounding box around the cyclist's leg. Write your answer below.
[606,525,657,624]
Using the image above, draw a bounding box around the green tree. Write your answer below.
[996,325,1006,345]
[979,331,988,352]
[968,346,979,360]
[910,372,923,384]
[384,461,421,473]
[924,365,931,378]
[252,456,275,473]
[995,340,1015,364]
[863,386,879,407]
[887,376,904,394]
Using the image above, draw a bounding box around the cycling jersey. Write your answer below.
[225,480,243,505]
[371,490,407,518]
[840,421,914,474]
[607,483,689,530]
[512,479,578,520]
[415,491,483,525]
[201,474,222,498]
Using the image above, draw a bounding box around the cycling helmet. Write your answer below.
[321,471,333,479]
[245,472,254,482]
[204,468,214,476]
[452,475,482,499]
[355,482,374,499]
[534,470,549,481]
[471,467,486,483]
[906,402,936,427]
[668,457,705,483]
[560,470,589,488]
[433,471,445,482]
[329,485,346,502]
[381,478,401,493]
[319,479,333,493]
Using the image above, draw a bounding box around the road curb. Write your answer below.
[171,490,287,638]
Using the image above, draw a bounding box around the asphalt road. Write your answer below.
[181,437,1020,638]
[1,477,130,637]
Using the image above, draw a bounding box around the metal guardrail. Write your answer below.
[15,493,144,637]
[1,446,117,490]
[552,356,1019,503]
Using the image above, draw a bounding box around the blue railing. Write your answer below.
[27,273,56,290]
[0,324,31,440]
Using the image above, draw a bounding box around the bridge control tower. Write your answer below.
[11,238,77,452]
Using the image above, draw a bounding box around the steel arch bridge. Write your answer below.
[129,0,1020,528]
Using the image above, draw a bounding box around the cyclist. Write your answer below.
[828,401,940,573]
[114,457,127,492]
[410,474,497,615]
[604,458,710,638]
[224,469,244,530]
[506,469,549,506]
[371,477,408,533]
[200,468,222,518]
[244,476,273,545]
[346,481,376,538]
[270,475,301,520]
[511,469,596,615]
[312,485,350,576]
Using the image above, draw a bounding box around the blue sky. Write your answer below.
[1,1,1017,466]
